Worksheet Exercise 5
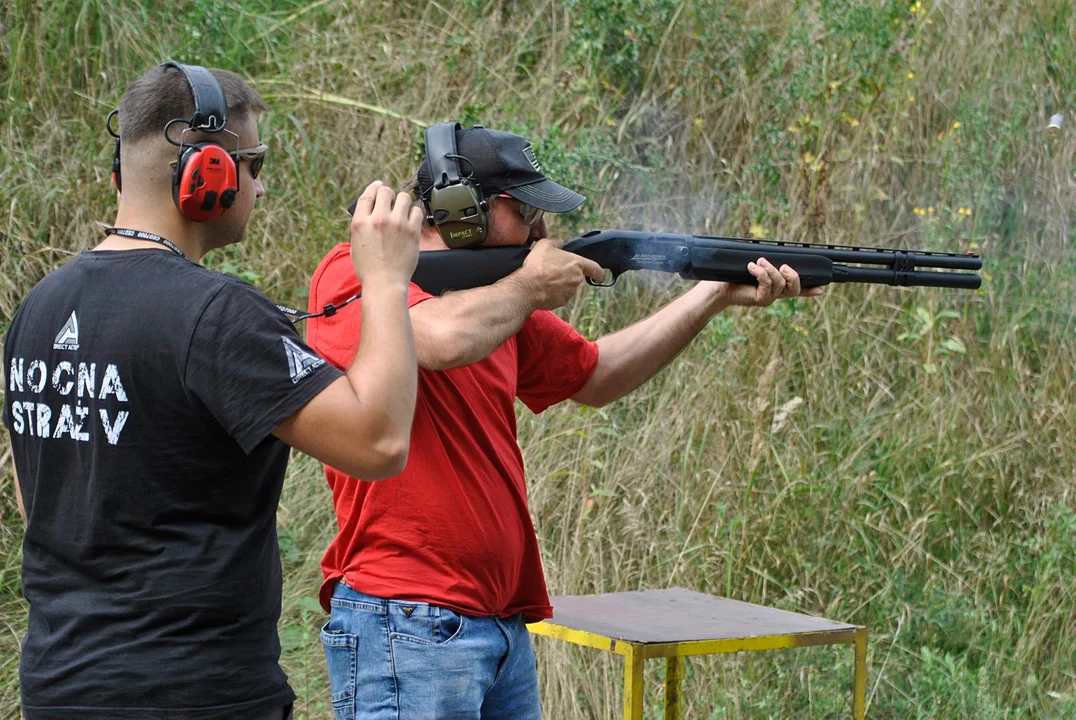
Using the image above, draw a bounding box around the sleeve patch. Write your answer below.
[283,336,326,384]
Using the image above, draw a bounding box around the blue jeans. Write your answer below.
[320,581,542,720]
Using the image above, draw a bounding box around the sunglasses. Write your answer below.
[232,143,268,179]
[497,193,544,226]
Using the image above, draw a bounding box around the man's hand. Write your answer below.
[513,238,606,310]
[711,257,825,307]
[349,180,423,286]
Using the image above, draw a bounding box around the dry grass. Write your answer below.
[1,0,1074,717]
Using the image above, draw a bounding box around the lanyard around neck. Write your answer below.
[104,227,186,258]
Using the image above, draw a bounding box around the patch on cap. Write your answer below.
[522,145,542,173]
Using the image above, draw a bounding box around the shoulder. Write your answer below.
[199,272,288,325]
[3,254,100,341]
[310,244,356,300]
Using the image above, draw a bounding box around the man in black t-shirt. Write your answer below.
[2,63,421,719]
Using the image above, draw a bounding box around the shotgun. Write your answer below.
[410,230,983,295]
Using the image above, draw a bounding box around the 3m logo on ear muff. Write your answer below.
[174,143,239,221]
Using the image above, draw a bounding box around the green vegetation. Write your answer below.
[1,0,1073,717]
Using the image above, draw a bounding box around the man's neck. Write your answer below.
[99,206,211,263]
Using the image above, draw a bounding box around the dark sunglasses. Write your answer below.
[497,193,544,226]
[232,143,268,179]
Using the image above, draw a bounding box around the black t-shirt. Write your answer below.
[2,248,342,719]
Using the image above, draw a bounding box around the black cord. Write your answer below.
[277,292,362,322]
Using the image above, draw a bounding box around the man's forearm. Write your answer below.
[574,284,728,407]
[348,280,418,446]
[411,273,537,370]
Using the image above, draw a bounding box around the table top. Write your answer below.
[544,587,857,644]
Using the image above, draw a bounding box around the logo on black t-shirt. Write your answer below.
[282,337,325,384]
[53,311,80,351]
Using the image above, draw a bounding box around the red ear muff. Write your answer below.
[172,143,239,222]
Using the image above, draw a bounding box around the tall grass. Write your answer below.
[1,0,1073,717]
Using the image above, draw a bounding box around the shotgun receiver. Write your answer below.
[411,230,983,295]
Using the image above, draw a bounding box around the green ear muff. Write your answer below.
[424,122,488,248]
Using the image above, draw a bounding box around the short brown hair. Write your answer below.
[118,64,268,144]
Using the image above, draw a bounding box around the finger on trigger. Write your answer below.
[583,259,605,283]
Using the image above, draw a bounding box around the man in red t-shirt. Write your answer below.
[306,125,822,719]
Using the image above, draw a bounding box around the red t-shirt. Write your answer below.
[306,244,600,621]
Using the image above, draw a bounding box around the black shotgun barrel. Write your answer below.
[681,233,982,271]
[410,229,983,295]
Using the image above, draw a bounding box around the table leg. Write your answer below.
[623,643,644,720]
[853,626,867,719]
[663,656,681,719]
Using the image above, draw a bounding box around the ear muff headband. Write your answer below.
[160,61,228,132]
[424,122,488,248]
[162,61,240,222]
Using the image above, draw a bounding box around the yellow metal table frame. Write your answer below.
[528,588,867,720]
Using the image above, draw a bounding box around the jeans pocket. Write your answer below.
[320,621,358,718]
[389,605,465,646]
